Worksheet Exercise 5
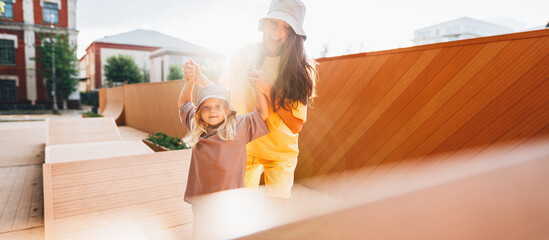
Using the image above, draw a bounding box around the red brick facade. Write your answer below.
[1,0,76,108]
[82,42,159,90]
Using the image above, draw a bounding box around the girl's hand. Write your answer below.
[183,61,196,84]
[248,70,272,95]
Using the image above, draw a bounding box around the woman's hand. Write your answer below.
[183,59,213,86]
[182,61,197,84]
[248,69,272,96]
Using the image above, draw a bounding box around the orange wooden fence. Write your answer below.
[295,29,549,181]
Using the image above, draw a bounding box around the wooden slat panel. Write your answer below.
[311,51,426,176]
[337,44,484,173]
[98,88,107,114]
[45,140,153,164]
[124,81,189,138]
[0,166,29,233]
[397,37,549,161]
[28,165,44,227]
[100,86,125,125]
[300,55,383,149]
[43,164,54,240]
[363,40,510,169]
[298,52,409,177]
[313,59,342,95]
[432,51,549,154]
[44,150,192,239]
[10,165,35,230]
[296,29,549,181]
[298,55,389,177]
[46,118,121,146]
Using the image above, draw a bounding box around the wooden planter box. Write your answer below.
[142,139,170,152]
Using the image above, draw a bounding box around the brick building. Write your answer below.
[79,29,224,91]
[0,0,78,110]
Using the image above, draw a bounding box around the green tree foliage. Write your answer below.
[104,54,143,84]
[34,32,79,108]
[167,64,183,81]
[0,1,5,13]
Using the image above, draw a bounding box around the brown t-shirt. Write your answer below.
[179,102,269,203]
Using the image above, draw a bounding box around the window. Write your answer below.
[416,31,430,39]
[446,26,460,35]
[43,2,59,23]
[0,80,17,102]
[1,0,14,19]
[0,40,15,65]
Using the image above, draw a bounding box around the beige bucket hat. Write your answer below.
[258,0,307,40]
[197,85,236,116]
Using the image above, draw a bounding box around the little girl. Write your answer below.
[178,61,270,238]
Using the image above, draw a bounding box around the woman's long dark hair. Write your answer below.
[262,30,318,111]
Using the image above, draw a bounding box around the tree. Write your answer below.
[320,42,330,58]
[142,63,150,83]
[34,32,79,109]
[167,64,183,80]
[104,54,143,85]
[0,1,5,14]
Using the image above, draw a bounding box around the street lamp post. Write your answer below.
[50,14,59,114]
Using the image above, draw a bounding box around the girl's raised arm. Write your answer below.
[249,70,271,120]
[189,59,213,87]
[177,63,196,109]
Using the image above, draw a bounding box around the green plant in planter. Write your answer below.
[82,111,103,117]
[147,132,190,150]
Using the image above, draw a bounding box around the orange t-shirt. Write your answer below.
[220,44,307,159]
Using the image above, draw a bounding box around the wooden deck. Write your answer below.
[0,121,45,167]
[0,121,48,240]
[0,165,44,234]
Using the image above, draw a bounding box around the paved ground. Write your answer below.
[0,110,150,240]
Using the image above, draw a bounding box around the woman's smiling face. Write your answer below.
[199,98,227,126]
[263,18,292,56]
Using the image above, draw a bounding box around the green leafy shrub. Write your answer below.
[167,65,183,80]
[147,132,190,150]
[104,54,143,84]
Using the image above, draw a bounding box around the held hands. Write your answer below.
[182,59,203,84]
[248,69,272,96]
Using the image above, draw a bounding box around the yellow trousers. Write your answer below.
[244,154,298,199]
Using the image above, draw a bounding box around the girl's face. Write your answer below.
[199,98,228,126]
[263,18,291,56]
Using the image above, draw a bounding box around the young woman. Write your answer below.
[189,0,317,199]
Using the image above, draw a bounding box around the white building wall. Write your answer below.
[413,17,513,46]
[149,56,163,83]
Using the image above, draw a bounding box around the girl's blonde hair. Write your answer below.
[184,101,237,147]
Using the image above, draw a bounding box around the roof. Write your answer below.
[94,29,220,55]
[414,17,514,34]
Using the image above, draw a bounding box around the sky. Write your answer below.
[76,0,549,60]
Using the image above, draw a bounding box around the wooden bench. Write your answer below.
[46,118,121,146]
[43,150,192,240]
[45,140,153,164]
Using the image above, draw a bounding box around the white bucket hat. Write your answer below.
[258,0,307,40]
[197,85,236,116]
